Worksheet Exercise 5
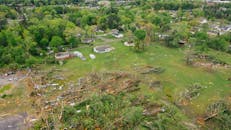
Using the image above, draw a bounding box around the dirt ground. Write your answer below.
[0,71,30,88]
[0,113,29,130]
[0,70,32,130]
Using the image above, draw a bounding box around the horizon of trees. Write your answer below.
[0,1,230,69]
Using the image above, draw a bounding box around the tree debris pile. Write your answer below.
[203,101,231,129]
[27,71,142,120]
[29,70,193,130]
[57,95,186,130]
[77,72,141,94]
[178,83,204,105]
[142,103,165,116]
[61,94,136,129]
[141,105,188,130]
[191,54,230,68]
[149,81,162,88]
[206,101,228,119]
[134,66,165,74]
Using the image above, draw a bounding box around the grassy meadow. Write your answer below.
[55,37,231,118]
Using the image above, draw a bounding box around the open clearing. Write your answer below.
[54,39,231,116]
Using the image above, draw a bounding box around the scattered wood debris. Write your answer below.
[178,83,204,106]
[135,66,165,74]
[204,100,228,121]
[27,71,141,114]
[143,104,165,116]
[189,54,230,69]
[149,81,161,88]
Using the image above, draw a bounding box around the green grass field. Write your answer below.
[0,85,11,94]
[54,38,231,118]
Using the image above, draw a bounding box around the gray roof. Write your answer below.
[94,45,112,51]
[82,38,94,43]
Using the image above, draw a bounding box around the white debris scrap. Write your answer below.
[124,41,135,47]
[89,54,96,59]
[70,103,75,106]
[72,51,86,60]
[114,34,124,38]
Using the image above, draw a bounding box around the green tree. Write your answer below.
[49,36,64,51]
[39,38,49,49]
[107,13,121,29]
[134,29,146,51]
[98,16,107,30]
[0,15,7,30]
[207,37,229,51]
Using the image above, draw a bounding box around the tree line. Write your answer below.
[204,3,231,21]
[0,1,230,69]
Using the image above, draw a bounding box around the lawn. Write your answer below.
[54,38,231,118]
[0,85,11,94]
[0,83,34,115]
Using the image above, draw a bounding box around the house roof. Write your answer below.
[111,29,119,34]
[207,0,231,3]
[82,38,94,43]
[55,52,71,60]
[94,45,114,53]
[94,45,112,51]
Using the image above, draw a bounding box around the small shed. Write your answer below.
[178,40,187,46]
[93,45,114,53]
